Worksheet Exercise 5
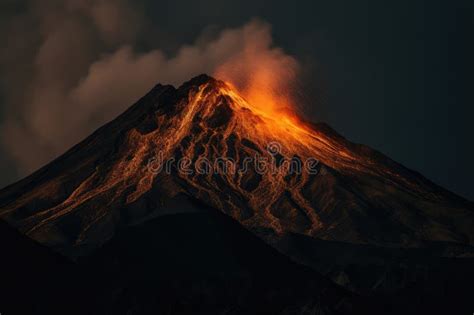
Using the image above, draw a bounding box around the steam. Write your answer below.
[215,23,300,116]
[0,1,300,176]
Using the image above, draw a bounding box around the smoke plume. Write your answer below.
[0,0,300,176]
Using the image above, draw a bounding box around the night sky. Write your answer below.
[0,0,473,200]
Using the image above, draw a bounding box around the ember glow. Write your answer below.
[218,83,313,138]
[213,73,313,140]
[212,22,302,130]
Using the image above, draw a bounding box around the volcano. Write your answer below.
[0,74,473,314]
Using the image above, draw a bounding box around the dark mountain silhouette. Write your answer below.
[0,219,100,314]
[0,199,365,314]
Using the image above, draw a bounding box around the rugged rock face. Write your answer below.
[0,74,473,305]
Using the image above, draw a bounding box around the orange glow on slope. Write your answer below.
[212,74,312,141]
[212,28,304,133]
[217,79,313,139]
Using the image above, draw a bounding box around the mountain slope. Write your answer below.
[0,74,473,299]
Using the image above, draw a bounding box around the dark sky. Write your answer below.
[0,0,473,200]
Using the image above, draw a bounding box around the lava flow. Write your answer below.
[219,82,312,136]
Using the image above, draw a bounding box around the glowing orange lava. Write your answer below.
[217,79,313,139]
[212,38,305,134]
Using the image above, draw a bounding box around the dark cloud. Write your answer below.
[0,2,298,175]
[0,0,141,171]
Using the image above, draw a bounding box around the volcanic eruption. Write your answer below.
[0,74,473,314]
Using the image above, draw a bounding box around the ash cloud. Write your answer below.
[0,0,299,177]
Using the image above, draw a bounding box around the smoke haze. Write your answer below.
[0,0,299,174]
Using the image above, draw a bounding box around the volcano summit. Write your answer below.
[0,75,473,314]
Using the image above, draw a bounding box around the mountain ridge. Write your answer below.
[0,74,473,300]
